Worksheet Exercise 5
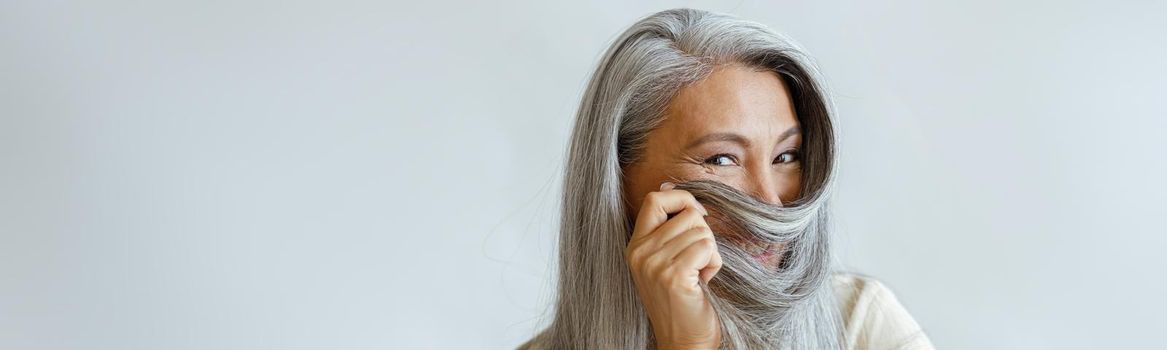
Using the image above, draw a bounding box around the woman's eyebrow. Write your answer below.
[684,132,750,150]
[683,125,800,150]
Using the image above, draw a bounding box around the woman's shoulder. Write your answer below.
[831,272,935,350]
[516,274,934,349]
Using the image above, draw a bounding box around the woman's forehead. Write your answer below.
[660,65,800,143]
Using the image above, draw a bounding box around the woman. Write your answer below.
[520,8,933,350]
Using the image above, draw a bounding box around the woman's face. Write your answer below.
[623,63,803,220]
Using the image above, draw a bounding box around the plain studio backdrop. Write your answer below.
[2,0,1165,349]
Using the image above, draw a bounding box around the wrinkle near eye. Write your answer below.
[677,151,706,165]
[675,153,717,174]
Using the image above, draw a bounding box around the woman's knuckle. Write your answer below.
[645,254,667,272]
[626,246,645,262]
[658,268,678,284]
[643,191,662,204]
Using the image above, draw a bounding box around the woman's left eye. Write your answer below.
[774,150,801,164]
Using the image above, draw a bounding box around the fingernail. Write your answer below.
[696,202,709,216]
[659,181,675,191]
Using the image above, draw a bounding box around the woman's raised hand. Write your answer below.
[624,182,724,350]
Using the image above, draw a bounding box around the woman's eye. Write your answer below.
[774,150,801,164]
[704,154,737,166]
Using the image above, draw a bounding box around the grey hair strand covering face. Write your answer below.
[523,7,845,350]
[676,180,842,350]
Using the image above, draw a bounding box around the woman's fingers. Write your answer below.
[638,226,722,290]
[636,206,707,251]
[655,225,715,264]
[671,235,722,287]
[630,187,708,243]
[701,242,723,284]
[661,226,723,284]
[627,185,718,280]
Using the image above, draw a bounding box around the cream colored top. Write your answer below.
[519,273,934,349]
[833,273,934,350]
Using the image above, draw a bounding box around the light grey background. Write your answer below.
[2,0,1164,349]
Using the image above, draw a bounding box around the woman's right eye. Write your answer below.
[704,154,738,166]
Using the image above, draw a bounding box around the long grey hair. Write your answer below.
[522,8,844,350]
